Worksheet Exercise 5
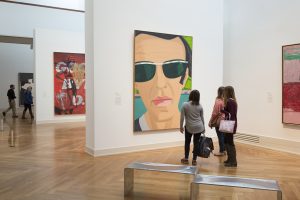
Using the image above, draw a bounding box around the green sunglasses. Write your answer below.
[135,59,188,82]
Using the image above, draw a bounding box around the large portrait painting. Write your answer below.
[134,30,192,132]
[54,52,85,115]
[19,73,34,106]
[282,44,300,125]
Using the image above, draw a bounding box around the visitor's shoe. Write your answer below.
[224,162,237,167]
[2,112,6,117]
[181,158,189,164]
[31,116,34,119]
[12,115,18,118]
[214,152,226,156]
[22,116,26,119]
[192,160,197,166]
[223,159,229,164]
[224,145,237,167]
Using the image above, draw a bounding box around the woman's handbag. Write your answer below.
[219,113,235,133]
[194,133,214,158]
[210,113,223,127]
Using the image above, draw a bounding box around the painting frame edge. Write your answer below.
[53,51,86,116]
[133,30,193,133]
[282,43,300,125]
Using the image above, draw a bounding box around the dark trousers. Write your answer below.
[215,127,225,152]
[23,104,34,118]
[224,133,237,164]
[224,133,234,146]
[185,129,201,160]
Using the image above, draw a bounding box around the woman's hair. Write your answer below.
[217,86,225,99]
[224,86,236,105]
[189,90,200,105]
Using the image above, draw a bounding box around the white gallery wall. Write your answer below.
[224,0,300,150]
[85,0,224,155]
[34,28,85,124]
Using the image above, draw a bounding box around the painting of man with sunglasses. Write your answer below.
[134,30,192,132]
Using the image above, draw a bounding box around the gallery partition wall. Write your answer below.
[85,0,224,156]
[0,36,34,111]
[223,0,300,154]
[34,28,85,124]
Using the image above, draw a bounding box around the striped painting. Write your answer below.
[282,44,300,125]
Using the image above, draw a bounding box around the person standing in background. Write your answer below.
[3,84,18,118]
[209,86,226,156]
[222,86,238,167]
[22,86,34,119]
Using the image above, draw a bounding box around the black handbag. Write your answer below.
[194,133,214,158]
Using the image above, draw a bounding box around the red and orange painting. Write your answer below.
[54,52,85,115]
[282,44,300,125]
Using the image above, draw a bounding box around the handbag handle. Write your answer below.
[226,113,231,120]
[201,130,206,137]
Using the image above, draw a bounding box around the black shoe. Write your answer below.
[223,159,229,164]
[224,162,237,167]
[12,115,18,118]
[192,160,197,166]
[2,112,6,117]
[224,145,237,167]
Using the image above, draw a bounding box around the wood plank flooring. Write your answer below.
[0,117,299,200]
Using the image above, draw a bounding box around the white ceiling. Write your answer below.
[6,0,85,11]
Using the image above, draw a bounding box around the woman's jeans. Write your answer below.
[185,128,201,160]
[215,127,225,152]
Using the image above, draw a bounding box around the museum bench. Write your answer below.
[190,174,282,200]
[124,162,198,197]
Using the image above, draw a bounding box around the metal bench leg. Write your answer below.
[190,183,199,200]
[277,191,282,200]
[0,119,4,131]
[124,168,134,197]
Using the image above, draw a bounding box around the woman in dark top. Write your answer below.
[222,86,238,167]
[22,86,34,119]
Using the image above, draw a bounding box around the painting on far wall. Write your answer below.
[54,52,85,115]
[282,44,300,125]
[19,73,34,106]
[134,30,192,132]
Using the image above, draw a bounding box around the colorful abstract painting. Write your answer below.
[54,52,85,115]
[134,30,192,132]
[282,44,300,125]
[18,73,34,106]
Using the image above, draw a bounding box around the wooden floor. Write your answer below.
[0,117,299,200]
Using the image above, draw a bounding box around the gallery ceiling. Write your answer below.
[4,0,85,11]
